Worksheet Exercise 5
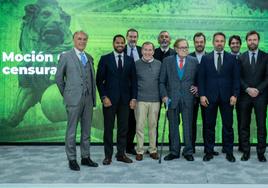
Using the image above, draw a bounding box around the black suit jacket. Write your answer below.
[198,51,240,103]
[96,52,137,105]
[189,51,207,86]
[154,47,176,62]
[239,50,268,100]
[124,45,142,59]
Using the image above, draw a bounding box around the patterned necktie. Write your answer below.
[118,54,123,73]
[179,58,183,69]
[217,52,222,73]
[80,52,87,67]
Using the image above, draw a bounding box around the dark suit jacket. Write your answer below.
[154,47,176,62]
[55,49,96,106]
[239,50,268,100]
[189,51,207,86]
[159,55,198,109]
[198,51,240,103]
[96,52,137,105]
[124,45,142,58]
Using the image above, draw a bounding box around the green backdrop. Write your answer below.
[0,0,268,143]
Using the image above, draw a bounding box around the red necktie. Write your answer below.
[179,59,183,69]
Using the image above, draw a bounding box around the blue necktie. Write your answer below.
[80,52,87,67]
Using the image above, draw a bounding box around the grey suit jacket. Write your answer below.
[159,54,198,109]
[55,49,96,106]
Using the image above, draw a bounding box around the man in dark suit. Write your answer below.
[154,31,176,149]
[154,30,176,62]
[189,32,216,155]
[239,30,268,162]
[228,35,243,153]
[55,31,98,171]
[198,32,240,162]
[124,28,142,155]
[160,38,198,161]
[96,34,137,165]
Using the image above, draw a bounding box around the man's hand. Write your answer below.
[230,96,237,106]
[129,99,136,109]
[200,96,209,107]
[162,96,168,103]
[190,85,198,96]
[246,87,259,98]
[102,97,112,107]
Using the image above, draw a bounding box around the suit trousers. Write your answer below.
[135,101,160,154]
[103,103,129,158]
[65,93,93,160]
[167,100,193,156]
[239,97,267,155]
[127,109,136,151]
[192,97,206,151]
[204,98,234,154]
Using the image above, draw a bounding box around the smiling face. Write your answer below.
[213,34,225,52]
[73,32,88,51]
[142,43,154,61]
[113,36,125,53]
[229,38,241,54]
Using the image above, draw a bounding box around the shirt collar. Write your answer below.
[142,57,154,63]
[160,47,170,53]
[214,50,224,55]
[74,47,84,55]
[114,51,124,57]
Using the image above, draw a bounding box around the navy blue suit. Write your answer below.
[96,52,137,158]
[198,51,240,154]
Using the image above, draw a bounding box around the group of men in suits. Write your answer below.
[55,29,268,171]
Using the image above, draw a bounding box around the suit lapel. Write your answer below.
[109,52,118,74]
[209,52,217,73]
[181,56,189,81]
[172,55,180,80]
[70,49,82,76]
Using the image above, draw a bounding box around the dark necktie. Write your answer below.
[217,52,222,73]
[118,54,123,73]
[130,48,134,59]
[251,53,256,72]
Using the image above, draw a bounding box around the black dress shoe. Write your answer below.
[193,148,196,154]
[203,153,213,161]
[117,155,133,163]
[241,152,250,161]
[126,148,137,155]
[184,155,194,161]
[258,154,267,162]
[164,153,180,161]
[238,147,243,153]
[69,160,80,171]
[213,151,219,156]
[226,153,236,162]
[102,157,112,165]
[81,157,98,167]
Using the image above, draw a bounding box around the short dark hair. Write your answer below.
[173,38,189,48]
[213,32,226,41]
[158,30,171,40]
[72,30,88,39]
[126,28,139,37]
[142,41,155,51]
[193,32,206,42]
[113,34,125,43]
[246,30,260,40]
[228,35,242,46]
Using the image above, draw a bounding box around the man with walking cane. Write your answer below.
[159,38,198,161]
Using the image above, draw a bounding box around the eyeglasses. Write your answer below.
[177,47,189,51]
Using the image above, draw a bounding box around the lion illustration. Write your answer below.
[1,0,73,127]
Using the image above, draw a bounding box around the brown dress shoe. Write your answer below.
[136,154,143,161]
[150,153,159,160]
[102,158,112,165]
[116,154,133,163]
